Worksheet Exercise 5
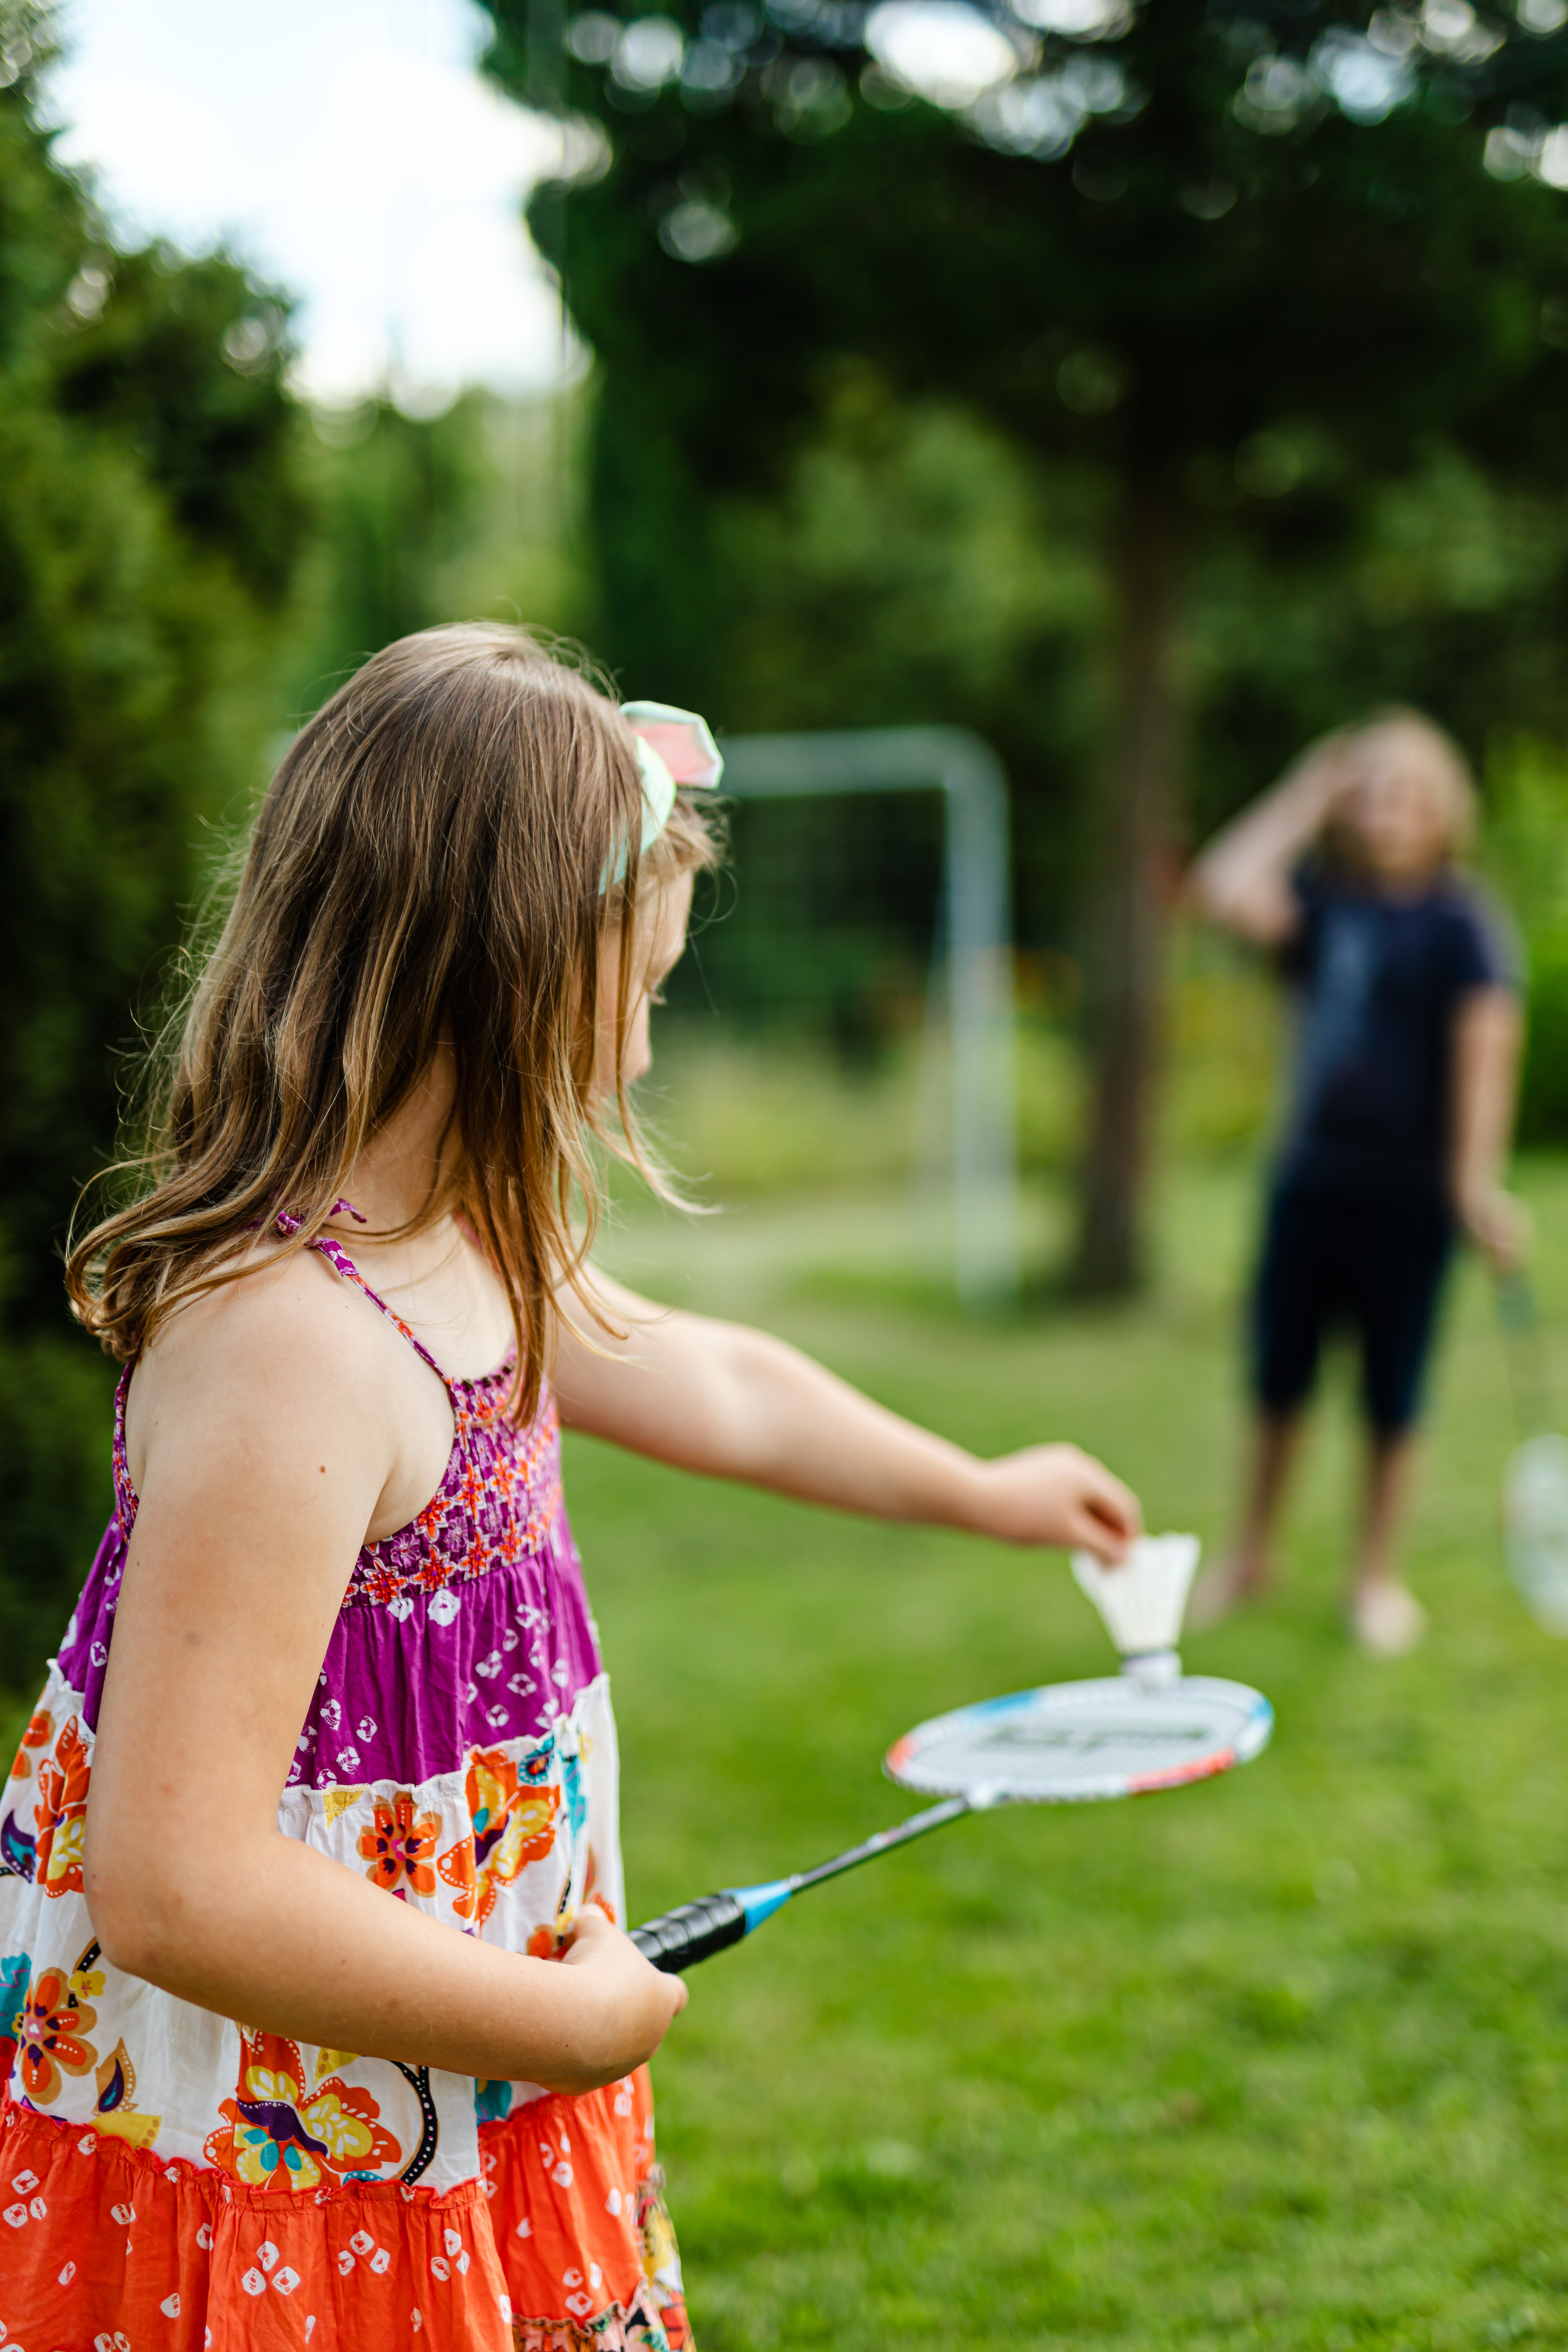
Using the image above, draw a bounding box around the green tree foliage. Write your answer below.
[1189,444,1568,841]
[284,389,588,717]
[682,375,1110,1028]
[1482,733,1568,1143]
[479,0,1568,1286]
[0,9,306,1686]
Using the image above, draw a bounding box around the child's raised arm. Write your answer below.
[553,1272,1141,1560]
[1188,734,1353,945]
[83,1259,685,2091]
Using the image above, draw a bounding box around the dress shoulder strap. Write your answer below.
[277,1202,449,1387]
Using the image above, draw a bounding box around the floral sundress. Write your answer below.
[0,1215,692,2350]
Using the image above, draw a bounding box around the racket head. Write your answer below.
[1505,1433,1568,1636]
[884,1673,1273,1806]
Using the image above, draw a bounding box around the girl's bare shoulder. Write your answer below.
[128,1241,397,1451]
[121,1243,418,1584]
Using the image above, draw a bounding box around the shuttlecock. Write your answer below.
[1071,1534,1202,1685]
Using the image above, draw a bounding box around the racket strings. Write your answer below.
[887,1678,1272,1804]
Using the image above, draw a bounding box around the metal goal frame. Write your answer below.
[720,726,1020,1309]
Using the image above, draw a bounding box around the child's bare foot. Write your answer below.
[1351,1577,1427,1657]
[1186,1556,1268,1631]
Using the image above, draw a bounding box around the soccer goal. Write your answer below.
[666,725,1020,1309]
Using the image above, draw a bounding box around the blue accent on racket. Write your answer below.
[734,1878,795,1935]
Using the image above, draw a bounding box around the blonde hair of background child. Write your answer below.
[65,623,722,1423]
[1320,704,1478,874]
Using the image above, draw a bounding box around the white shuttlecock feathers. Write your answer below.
[1071,1534,1202,1670]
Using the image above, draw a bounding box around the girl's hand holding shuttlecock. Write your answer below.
[556,1270,1142,1566]
[965,1442,1142,1562]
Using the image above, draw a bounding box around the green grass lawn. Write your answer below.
[574,1157,1568,2351]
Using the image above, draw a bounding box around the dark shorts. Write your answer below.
[1250,1181,1455,1435]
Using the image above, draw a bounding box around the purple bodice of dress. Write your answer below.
[55,1224,604,1792]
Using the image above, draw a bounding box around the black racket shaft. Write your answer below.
[629,1795,971,1973]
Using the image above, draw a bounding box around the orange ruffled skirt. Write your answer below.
[0,2067,691,2350]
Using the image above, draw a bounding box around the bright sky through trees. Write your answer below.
[46,0,574,406]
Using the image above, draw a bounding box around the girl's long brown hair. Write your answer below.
[65,623,720,1423]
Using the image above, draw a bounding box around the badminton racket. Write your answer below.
[629,1668,1273,1973]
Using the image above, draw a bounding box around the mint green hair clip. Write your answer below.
[604,700,723,889]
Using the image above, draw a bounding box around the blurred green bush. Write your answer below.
[1164,933,1282,1162]
[1483,734,1568,1147]
[0,34,304,1688]
[1518,932,1568,1144]
[284,388,587,706]
[642,948,1279,1213]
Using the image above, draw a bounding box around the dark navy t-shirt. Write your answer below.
[1277,865,1516,1198]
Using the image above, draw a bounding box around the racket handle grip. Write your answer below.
[630,1891,748,1974]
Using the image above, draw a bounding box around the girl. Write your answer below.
[0,625,1138,2351]
[1189,708,1523,1655]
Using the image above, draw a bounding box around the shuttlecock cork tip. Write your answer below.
[1071,1534,1202,1683]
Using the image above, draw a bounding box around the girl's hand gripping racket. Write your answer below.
[630,1535,1273,1973]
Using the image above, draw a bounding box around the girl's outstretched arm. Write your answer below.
[84,1260,685,2088]
[554,1272,1140,1561]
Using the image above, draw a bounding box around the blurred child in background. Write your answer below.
[1189,710,1524,1654]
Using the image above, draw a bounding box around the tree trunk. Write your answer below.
[1066,463,1184,1297]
